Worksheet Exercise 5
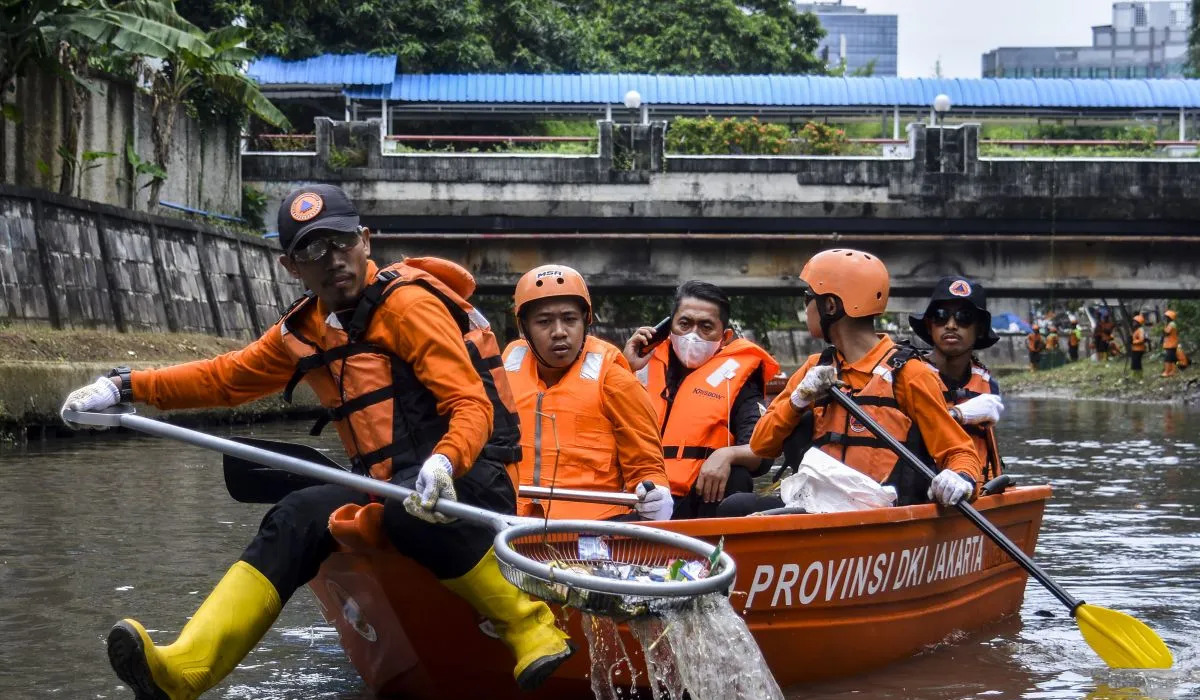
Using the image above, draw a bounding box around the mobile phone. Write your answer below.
[638,316,673,357]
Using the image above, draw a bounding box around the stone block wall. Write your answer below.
[0,185,301,339]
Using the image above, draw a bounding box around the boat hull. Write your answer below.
[309,486,1050,699]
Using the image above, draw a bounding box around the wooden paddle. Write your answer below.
[222,438,640,506]
[827,388,1173,669]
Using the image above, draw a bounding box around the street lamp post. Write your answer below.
[932,94,951,173]
[624,89,647,125]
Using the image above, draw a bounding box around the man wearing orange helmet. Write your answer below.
[503,265,673,521]
[623,280,780,519]
[1130,313,1148,374]
[748,249,984,509]
[1161,309,1180,377]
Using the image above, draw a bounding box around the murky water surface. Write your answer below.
[1,397,1197,699]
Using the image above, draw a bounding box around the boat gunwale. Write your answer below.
[645,484,1052,537]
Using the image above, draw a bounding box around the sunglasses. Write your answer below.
[930,307,978,326]
[803,290,817,306]
[290,230,362,263]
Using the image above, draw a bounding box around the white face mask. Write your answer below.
[670,331,721,369]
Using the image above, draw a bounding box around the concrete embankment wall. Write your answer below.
[0,185,299,337]
[0,185,315,436]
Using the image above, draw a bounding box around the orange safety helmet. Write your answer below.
[513,264,593,323]
[1133,313,1145,324]
[799,249,889,317]
[1165,309,1177,321]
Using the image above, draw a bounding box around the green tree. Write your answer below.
[176,0,826,75]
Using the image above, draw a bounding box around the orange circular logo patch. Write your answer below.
[948,279,972,297]
[290,193,324,222]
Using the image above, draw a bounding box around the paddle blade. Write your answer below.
[1075,603,1173,669]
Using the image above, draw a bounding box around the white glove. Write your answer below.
[403,453,457,524]
[790,365,838,410]
[635,482,674,521]
[60,377,121,429]
[955,394,1004,425]
[928,470,974,506]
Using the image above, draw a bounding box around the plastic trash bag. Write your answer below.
[779,447,897,513]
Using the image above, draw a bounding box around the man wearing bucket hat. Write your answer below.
[59,184,573,699]
[909,276,1005,481]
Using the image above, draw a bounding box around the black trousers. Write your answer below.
[1131,350,1144,371]
[1164,348,1178,363]
[241,459,515,604]
[1068,345,1079,361]
[715,493,787,517]
[670,465,755,520]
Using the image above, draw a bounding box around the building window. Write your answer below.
[1134,3,1148,26]
[1171,2,1188,26]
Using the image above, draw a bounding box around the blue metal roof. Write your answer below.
[248,54,396,86]
[342,73,1200,108]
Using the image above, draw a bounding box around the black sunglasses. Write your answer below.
[290,230,362,263]
[930,307,978,326]
[803,290,817,306]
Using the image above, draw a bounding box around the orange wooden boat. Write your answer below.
[309,485,1051,699]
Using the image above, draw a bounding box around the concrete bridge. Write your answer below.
[243,119,1200,297]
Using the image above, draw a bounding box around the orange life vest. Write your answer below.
[504,336,633,520]
[639,338,780,496]
[1163,321,1179,349]
[1132,327,1147,352]
[279,258,521,482]
[1068,329,1080,347]
[925,356,1003,482]
[1027,333,1045,352]
[810,344,931,506]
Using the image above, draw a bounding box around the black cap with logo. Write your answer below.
[908,275,999,349]
[277,184,360,255]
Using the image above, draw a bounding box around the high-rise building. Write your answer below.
[982,1,1191,78]
[796,2,899,76]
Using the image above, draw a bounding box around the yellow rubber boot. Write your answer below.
[442,548,574,691]
[106,561,282,700]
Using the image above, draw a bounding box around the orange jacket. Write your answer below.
[503,336,667,520]
[132,259,509,481]
[1026,332,1045,352]
[638,338,780,496]
[752,335,982,505]
[1132,327,1147,352]
[927,358,1003,482]
[1162,321,1179,349]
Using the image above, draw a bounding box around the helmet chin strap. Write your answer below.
[818,300,845,341]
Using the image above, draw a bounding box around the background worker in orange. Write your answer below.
[502,264,672,521]
[1067,321,1082,362]
[1027,326,1045,371]
[908,276,1006,483]
[743,249,983,512]
[59,185,572,700]
[1161,309,1181,377]
[623,281,780,519]
[1130,313,1148,374]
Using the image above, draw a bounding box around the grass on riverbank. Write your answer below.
[0,325,245,363]
[1003,358,1200,404]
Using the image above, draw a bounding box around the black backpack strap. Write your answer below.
[345,269,401,342]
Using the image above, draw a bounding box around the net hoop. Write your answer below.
[493,519,736,605]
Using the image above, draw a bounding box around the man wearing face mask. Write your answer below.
[503,265,672,521]
[623,280,780,519]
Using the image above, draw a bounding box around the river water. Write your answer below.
[1,397,1197,699]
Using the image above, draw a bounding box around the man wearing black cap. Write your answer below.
[909,276,1006,482]
[60,184,573,699]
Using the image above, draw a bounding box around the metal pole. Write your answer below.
[344,95,350,122]
[893,105,900,140]
[605,103,612,122]
[1180,106,1186,142]
[640,103,649,126]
